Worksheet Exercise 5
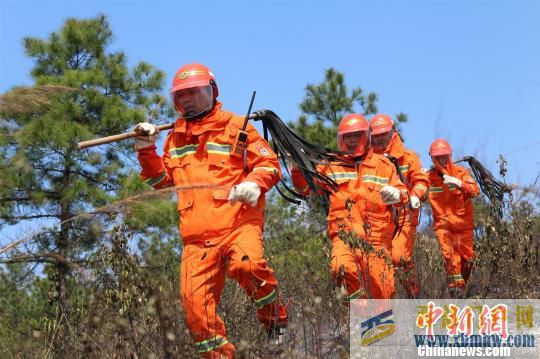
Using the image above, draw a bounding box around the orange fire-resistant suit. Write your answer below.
[428,164,480,290]
[137,102,287,358]
[292,150,408,301]
[375,133,429,297]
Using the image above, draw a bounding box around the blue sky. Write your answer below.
[1,0,539,188]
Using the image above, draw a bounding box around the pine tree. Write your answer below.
[0,15,166,353]
[290,67,408,148]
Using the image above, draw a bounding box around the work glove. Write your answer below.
[134,122,159,150]
[443,175,462,189]
[228,181,261,207]
[410,195,421,209]
[380,185,401,205]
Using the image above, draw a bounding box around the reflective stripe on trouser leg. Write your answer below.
[195,335,229,353]
[447,273,465,288]
[255,288,277,308]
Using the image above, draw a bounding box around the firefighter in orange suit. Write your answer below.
[291,114,408,301]
[134,64,287,358]
[370,114,429,298]
[427,139,480,296]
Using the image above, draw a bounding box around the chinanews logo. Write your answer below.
[361,309,396,346]
[350,299,539,358]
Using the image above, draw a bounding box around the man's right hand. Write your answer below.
[410,195,421,209]
[380,185,401,205]
[134,122,159,150]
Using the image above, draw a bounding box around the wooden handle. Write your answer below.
[77,123,175,150]
[76,113,262,150]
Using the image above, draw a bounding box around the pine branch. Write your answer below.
[3,214,59,221]
[0,252,84,269]
[0,196,31,202]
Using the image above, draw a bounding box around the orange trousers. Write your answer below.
[435,228,475,289]
[180,223,287,358]
[391,224,420,297]
[330,237,395,301]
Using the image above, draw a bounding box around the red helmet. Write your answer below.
[429,138,452,156]
[337,114,370,156]
[430,138,453,172]
[369,114,394,135]
[170,63,218,119]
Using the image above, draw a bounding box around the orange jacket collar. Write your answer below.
[173,102,233,136]
[383,132,405,159]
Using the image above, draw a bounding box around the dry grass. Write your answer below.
[0,85,77,117]
[1,178,538,358]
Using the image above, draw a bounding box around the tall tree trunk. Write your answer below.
[54,164,72,356]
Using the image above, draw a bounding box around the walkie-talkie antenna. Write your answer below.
[242,91,256,130]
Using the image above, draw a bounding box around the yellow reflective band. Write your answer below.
[206,142,231,155]
[329,172,358,181]
[253,167,277,174]
[429,186,443,193]
[255,288,277,308]
[345,288,365,301]
[399,165,410,172]
[144,172,167,187]
[195,335,229,353]
[362,175,389,185]
[169,144,198,158]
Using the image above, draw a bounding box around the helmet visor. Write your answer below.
[371,129,393,152]
[172,85,213,119]
[338,130,370,156]
[432,154,450,167]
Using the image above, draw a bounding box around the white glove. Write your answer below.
[443,175,462,189]
[228,181,261,207]
[134,122,159,150]
[410,195,421,209]
[380,185,401,205]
